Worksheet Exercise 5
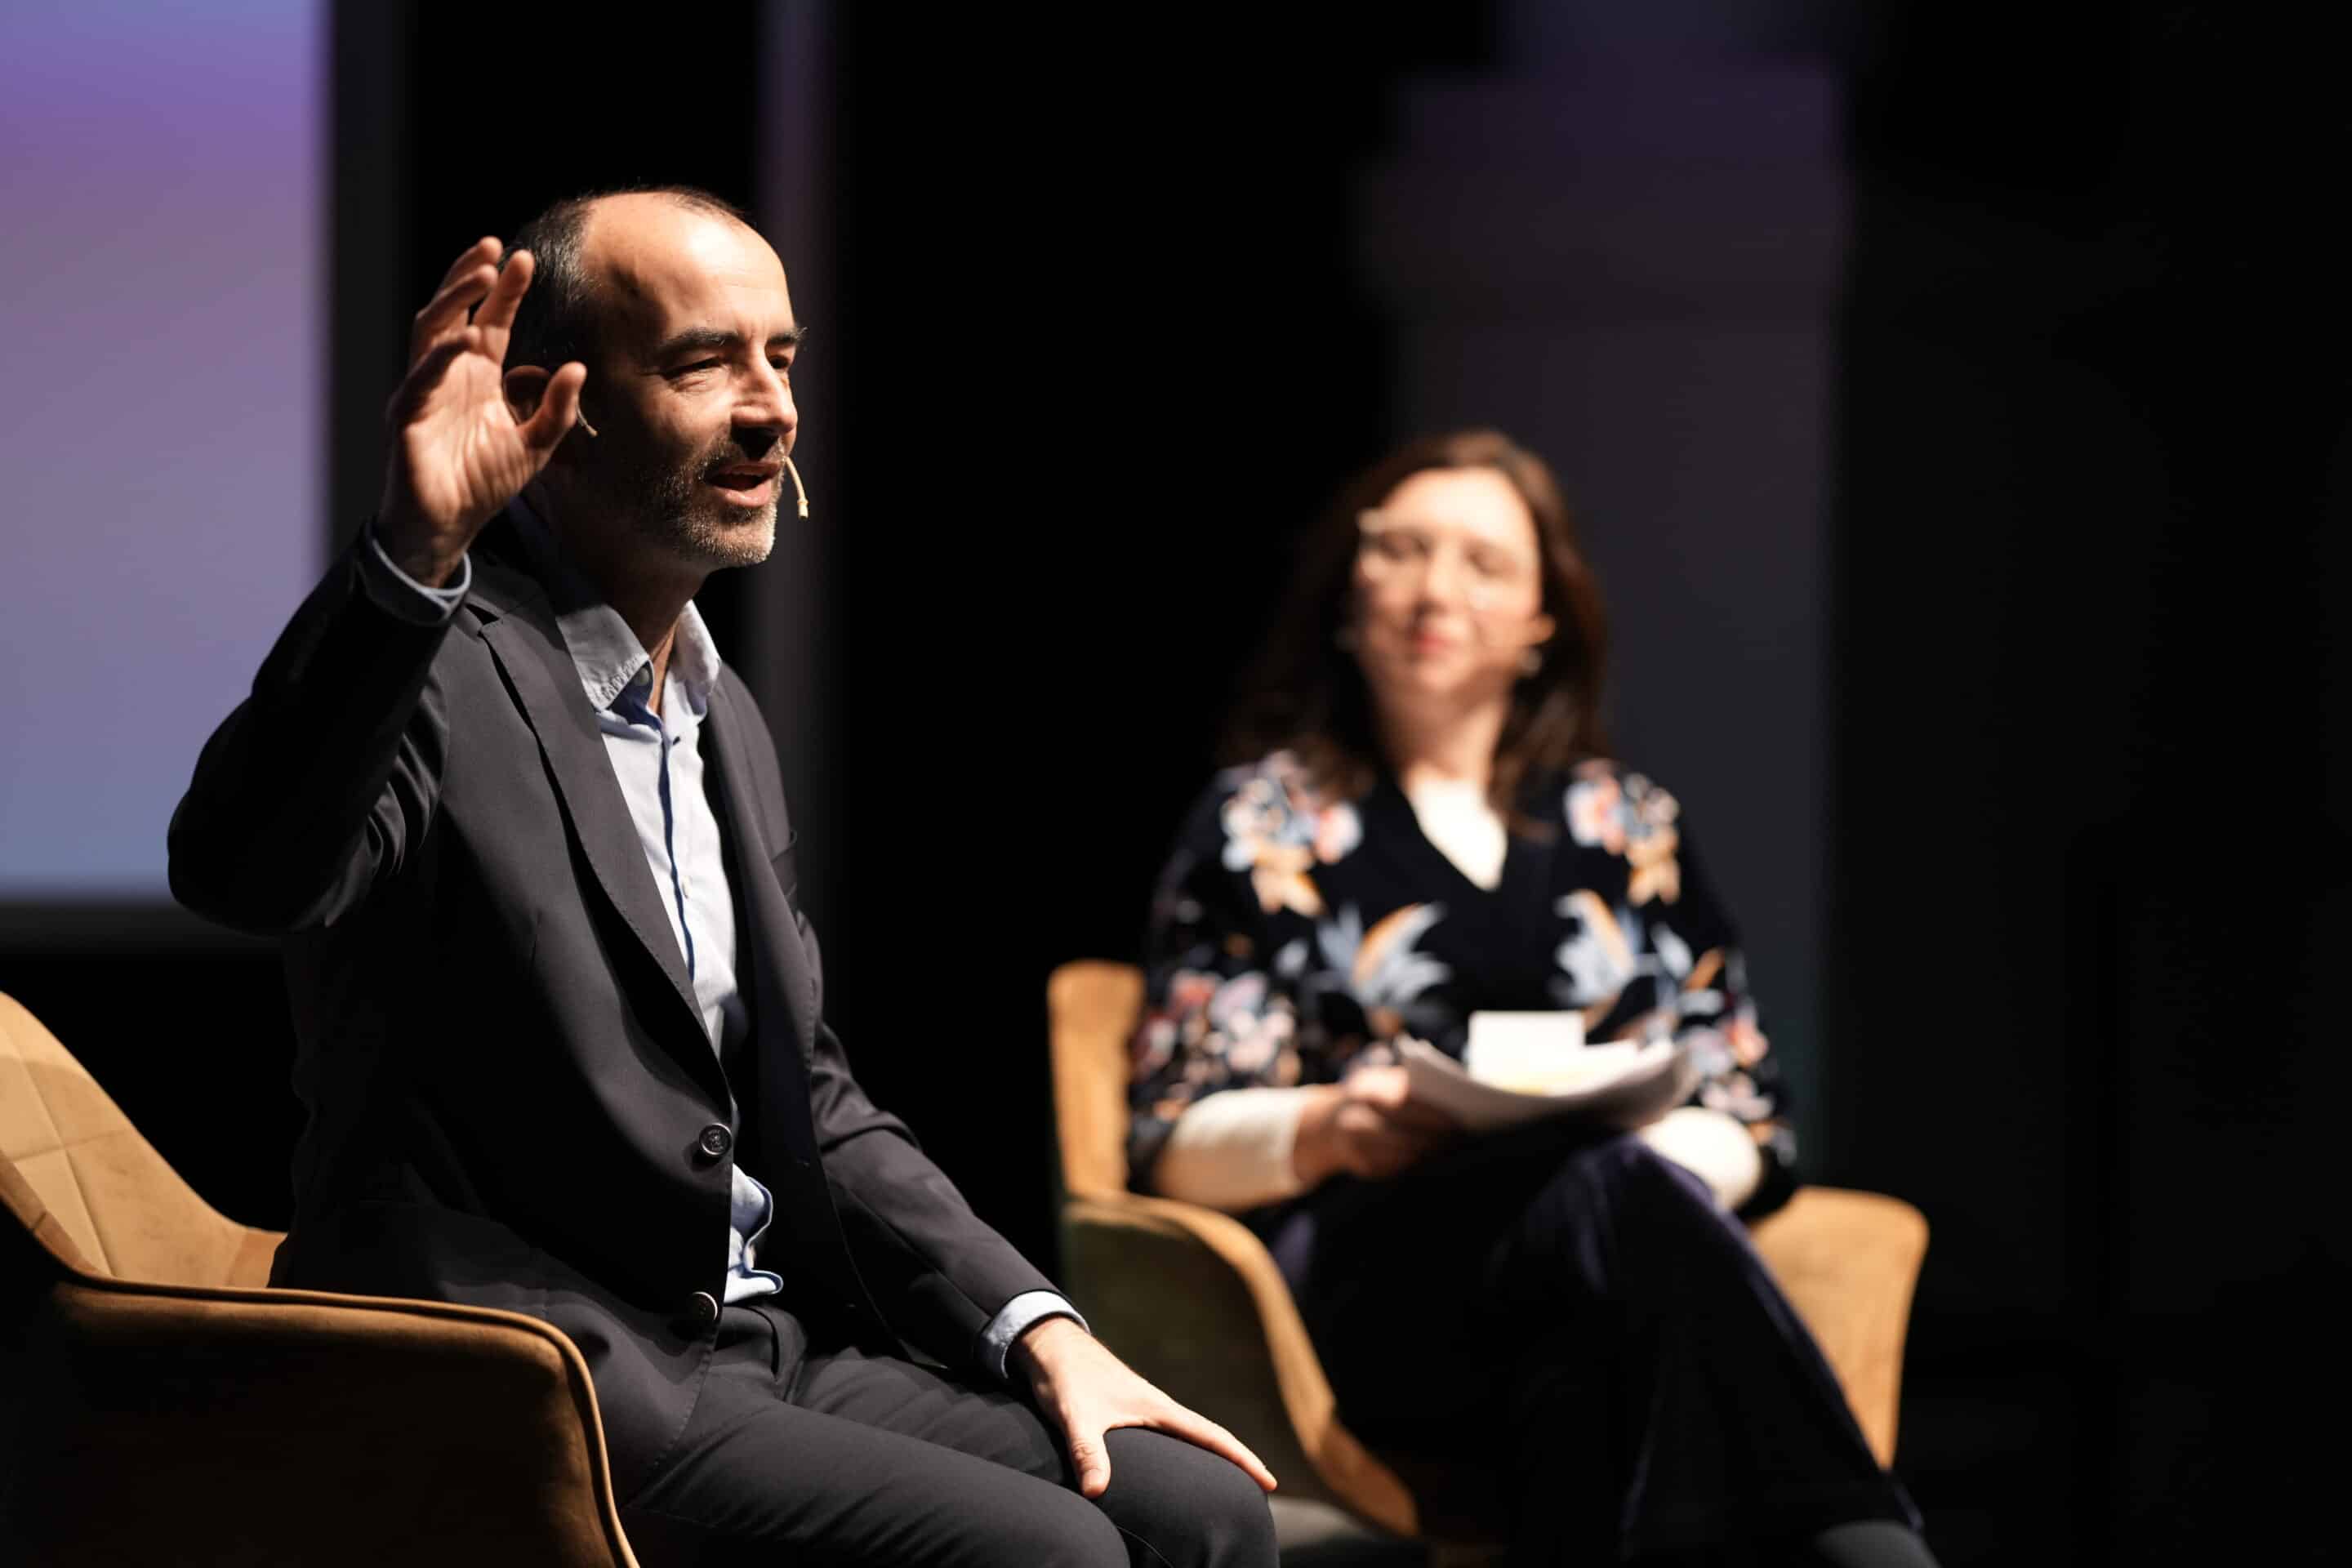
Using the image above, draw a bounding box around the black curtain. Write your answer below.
[1831,6,2350,1558]
[814,8,1494,1264]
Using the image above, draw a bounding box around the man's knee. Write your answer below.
[1019,1502,1133,1568]
[1097,1428,1276,1568]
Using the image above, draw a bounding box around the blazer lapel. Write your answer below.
[702,679,820,1062]
[469,565,716,1090]
[702,679,871,1302]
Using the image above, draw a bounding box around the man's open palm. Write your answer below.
[377,236,586,583]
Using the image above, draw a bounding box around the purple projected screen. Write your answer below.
[0,2,323,899]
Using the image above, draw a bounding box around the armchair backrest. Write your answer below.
[0,991,279,1289]
[1046,962,1145,1199]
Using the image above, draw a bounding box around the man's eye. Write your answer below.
[671,359,722,376]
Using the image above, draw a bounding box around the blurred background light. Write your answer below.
[0,0,324,898]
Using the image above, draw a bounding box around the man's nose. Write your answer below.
[736,366,797,448]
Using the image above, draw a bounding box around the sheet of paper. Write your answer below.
[1400,1035,1693,1133]
[1463,1009,1588,1091]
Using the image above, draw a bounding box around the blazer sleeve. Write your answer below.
[167,532,457,935]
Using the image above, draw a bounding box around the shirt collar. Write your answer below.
[503,492,723,718]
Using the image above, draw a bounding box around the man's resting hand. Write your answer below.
[1011,1316,1277,1500]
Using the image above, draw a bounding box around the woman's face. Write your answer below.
[1349,465,1554,714]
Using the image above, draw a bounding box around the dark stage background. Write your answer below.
[2,4,2344,1562]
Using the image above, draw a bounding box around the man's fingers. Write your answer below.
[520,363,589,455]
[1066,1423,1112,1500]
[1138,1407,1278,1494]
[406,249,532,373]
[433,235,502,295]
[408,265,498,366]
[473,247,536,338]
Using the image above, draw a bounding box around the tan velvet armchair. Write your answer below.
[1049,960,1928,1546]
[0,991,639,1568]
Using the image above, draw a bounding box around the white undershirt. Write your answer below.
[1403,775,1508,890]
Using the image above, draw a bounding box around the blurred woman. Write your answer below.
[1128,430,1936,1566]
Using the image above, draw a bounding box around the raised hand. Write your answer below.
[375,237,588,586]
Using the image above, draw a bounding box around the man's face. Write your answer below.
[568,194,800,572]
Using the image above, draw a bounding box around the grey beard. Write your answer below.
[636,456,778,569]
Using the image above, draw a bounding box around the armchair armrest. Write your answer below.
[2,1272,638,1568]
[1746,1187,1929,1468]
[1061,1190,1419,1538]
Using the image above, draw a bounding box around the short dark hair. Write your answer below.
[1227,429,1613,830]
[501,184,753,373]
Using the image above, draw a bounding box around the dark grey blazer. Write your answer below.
[167,519,1055,1495]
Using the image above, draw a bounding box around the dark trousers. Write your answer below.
[617,1301,1275,1567]
[1260,1126,1920,1565]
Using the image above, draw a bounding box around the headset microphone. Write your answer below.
[781,454,808,518]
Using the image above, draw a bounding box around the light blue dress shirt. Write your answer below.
[357,504,1080,1377]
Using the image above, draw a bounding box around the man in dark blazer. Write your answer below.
[168,186,1275,1566]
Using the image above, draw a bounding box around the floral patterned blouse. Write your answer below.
[1127,751,1795,1212]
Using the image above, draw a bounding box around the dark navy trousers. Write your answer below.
[620,1301,1276,1566]
[1259,1124,1920,1564]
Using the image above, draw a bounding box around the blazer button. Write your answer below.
[697,1124,733,1160]
[687,1290,720,1329]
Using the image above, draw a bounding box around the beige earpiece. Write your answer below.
[571,408,809,519]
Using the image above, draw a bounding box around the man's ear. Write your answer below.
[504,364,551,424]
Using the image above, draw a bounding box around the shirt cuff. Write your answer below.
[980,1290,1089,1383]
[359,522,473,626]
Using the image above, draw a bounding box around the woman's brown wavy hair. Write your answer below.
[1225,429,1611,831]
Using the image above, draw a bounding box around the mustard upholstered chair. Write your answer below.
[1048,960,1929,1548]
[0,991,639,1568]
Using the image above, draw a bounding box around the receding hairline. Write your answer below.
[571,187,762,245]
[505,184,757,271]
[568,191,778,295]
[501,185,782,371]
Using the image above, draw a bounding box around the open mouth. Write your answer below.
[709,469,777,492]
